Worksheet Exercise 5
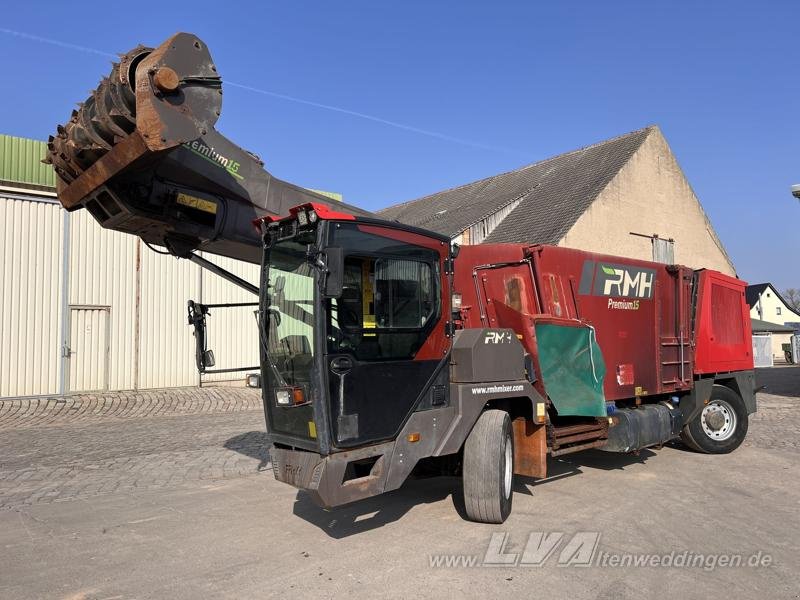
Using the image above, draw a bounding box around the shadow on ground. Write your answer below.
[292,475,467,539]
[223,431,271,471]
[512,448,658,495]
[756,366,800,398]
[222,427,692,538]
[290,448,662,538]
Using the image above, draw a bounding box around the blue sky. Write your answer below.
[1,1,797,289]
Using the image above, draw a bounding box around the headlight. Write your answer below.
[296,210,308,226]
[275,387,308,406]
[308,209,318,223]
[452,292,463,310]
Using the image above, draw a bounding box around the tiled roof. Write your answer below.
[379,126,655,243]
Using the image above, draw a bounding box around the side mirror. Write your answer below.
[201,349,216,369]
[324,247,344,298]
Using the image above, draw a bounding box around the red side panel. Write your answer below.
[531,245,695,400]
[693,271,753,374]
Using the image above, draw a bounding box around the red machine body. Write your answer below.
[453,244,753,403]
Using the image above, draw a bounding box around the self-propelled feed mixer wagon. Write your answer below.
[48,32,756,523]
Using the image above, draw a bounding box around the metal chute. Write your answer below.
[46,32,371,264]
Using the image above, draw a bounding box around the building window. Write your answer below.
[777,307,782,316]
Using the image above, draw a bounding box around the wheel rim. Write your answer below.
[503,435,513,499]
[700,399,737,441]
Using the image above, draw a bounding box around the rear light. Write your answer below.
[296,210,308,226]
[275,387,308,407]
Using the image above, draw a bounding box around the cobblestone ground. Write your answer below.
[0,388,268,509]
[0,372,799,599]
[0,370,797,510]
[0,387,261,430]
[746,367,800,453]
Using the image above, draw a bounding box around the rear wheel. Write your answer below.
[463,410,514,523]
[681,385,748,454]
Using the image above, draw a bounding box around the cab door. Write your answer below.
[325,223,451,447]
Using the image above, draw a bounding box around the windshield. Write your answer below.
[263,236,316,387]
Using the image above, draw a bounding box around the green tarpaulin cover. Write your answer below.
[534,323,607,417]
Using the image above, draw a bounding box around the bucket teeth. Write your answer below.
[48,42,152,185]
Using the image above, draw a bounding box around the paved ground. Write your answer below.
[1,370,799,599]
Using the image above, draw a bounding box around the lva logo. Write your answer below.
[579,261,656,299]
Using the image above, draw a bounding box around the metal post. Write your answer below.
[133,239,141,390]
[188,253,259,295]
[197,252,203,388]
[58,209,71,395]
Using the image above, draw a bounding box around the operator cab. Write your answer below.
[257,204,453,455]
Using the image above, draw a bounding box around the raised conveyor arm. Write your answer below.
[45,32,371,264]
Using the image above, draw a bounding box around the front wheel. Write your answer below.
[681,385,749,454]
[463,410,514,523]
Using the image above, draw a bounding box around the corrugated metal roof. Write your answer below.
[379,126,654,244]
[0,134,56,189]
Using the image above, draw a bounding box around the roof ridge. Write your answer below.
[481,127,655,244]
[378,125,657,215]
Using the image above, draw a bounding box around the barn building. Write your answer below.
[380,126,735,276]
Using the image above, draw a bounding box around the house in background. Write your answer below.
[746,283,800,363]
[380,126,735,275]
[751,319,796,366]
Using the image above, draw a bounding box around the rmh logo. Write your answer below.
[484,331,513,344]
[600,265,654,299]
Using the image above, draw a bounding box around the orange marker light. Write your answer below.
[406,433,421,443]
[292,388,305,405]
[535,402,546,423]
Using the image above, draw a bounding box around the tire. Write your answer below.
[680,385,748,454]
[462,410,514,523]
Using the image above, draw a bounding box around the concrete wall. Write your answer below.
[560,128,735,275]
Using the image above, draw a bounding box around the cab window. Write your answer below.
[328,256,438,360]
